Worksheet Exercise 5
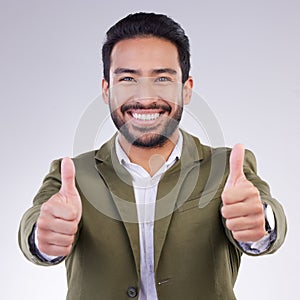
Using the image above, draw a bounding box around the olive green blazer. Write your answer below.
[18,131,287,300]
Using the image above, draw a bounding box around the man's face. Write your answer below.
[102,37,193,148]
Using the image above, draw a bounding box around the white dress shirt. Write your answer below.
[115,133,183,300]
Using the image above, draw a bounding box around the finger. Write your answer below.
[37,229,75,247]
[221,199,263,219]
[225,214,265,232]
[37,213,79,235]
[231,227,266,243]
[38,243,73,257]
[225,144,245,187]
[221,202,248,219]
[41,199,79,221]
[60,157,76,197]
[222,182,259,205]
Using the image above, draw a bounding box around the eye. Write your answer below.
[120,76,136,82]
[155,76,172,82]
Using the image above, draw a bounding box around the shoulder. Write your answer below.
[181,130,257,171]
[73,149,98,162]
[73,134,117,163]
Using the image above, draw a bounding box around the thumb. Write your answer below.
[60,157,77,197]
[225,144,245,188]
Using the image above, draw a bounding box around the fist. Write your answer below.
[36,158,82,257]
[221,144,266,243]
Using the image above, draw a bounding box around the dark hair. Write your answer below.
[102,12,191,84]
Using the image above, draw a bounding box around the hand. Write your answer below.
[36,158,82,256]
[221,144,266,242]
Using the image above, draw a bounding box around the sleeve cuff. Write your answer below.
[29,224,65,264]
[238,203,276,254]
[238,230,276,254]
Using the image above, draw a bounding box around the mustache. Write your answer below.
[121,102,171,114]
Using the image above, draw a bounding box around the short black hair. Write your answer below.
[102,12,191,84]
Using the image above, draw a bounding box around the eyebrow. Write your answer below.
[113,68,177,76]
[113,68,141,75]
[151,68,177,75]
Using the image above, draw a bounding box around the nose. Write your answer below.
[135,77,158,100]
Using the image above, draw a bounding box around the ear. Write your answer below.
[102,79,109,104]
[183,76,193,105]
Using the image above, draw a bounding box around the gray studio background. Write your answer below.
[1,0,299,299]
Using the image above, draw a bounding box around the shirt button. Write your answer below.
[127,287,138,298]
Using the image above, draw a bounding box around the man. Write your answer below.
[19,12,287,299]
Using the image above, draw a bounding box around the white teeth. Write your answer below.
[132,113,160,121]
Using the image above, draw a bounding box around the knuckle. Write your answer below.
[41,197,58,213]
[253,231,265,241]
[226,219,234,230]
[63,235,73,246]
[221,206,228,218]
[36,217,42,227]
[67,233,75,244]
[68,235,75,245]
[254,202,264,214]
[247,180,254,188]
[261,228,267,237]
[40,202,50,213]
[248,200,263,215]
[70,223,78,235]
[36,228,43,241]
[253,218,261,228]
[61,220,78,235]
[255,216,266,230]
[232,231,241,241]
[250,186,260,197]
[258,214,265,226]
[221,190,229,201]
[221,190,226,199]
[38,231,53,245]
[36,217,47,230]
[67,206,78,220]
[221,189,230,204]
[70,210,78,220]
[250,215,265,229]
[258,228,266,237]
[38,243,50,254]
[64,245,72,256]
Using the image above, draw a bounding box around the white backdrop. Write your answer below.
[1,0,299,299]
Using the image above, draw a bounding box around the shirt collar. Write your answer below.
[115,131,183,172]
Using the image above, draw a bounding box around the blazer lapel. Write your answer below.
[93,136,140,276]
[154,130,204,271]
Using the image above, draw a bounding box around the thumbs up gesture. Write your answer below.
[36,158,82,257]
[221,144,266,243]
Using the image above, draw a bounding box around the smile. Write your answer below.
[132,113,161,121]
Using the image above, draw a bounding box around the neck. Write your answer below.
[118,130,179,176]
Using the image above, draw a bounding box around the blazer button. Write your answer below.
[127,286,138,298]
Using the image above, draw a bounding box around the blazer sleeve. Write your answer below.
[223,149,287,256]
[18,159,80,266]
